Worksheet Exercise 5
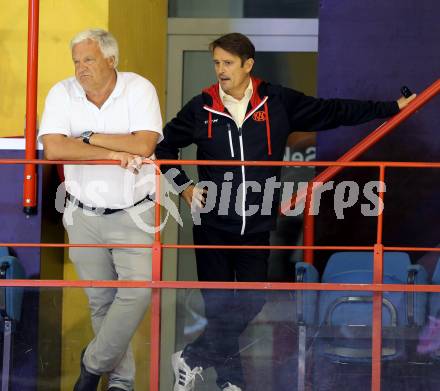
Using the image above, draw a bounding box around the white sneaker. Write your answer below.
[171,351,203,391]
[222,383,242,391]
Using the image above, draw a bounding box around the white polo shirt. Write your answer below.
[38,72,163,209]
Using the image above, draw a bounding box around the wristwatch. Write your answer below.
[80,130,94,144]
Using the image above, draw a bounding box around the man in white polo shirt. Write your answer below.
[38,29,162,391]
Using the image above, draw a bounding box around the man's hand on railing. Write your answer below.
[109,151,143,173]
[397,93,417,110]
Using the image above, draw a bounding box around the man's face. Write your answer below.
[72,39,115,92]
[213,47,254,99]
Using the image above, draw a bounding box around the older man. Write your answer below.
[38,29,162,391]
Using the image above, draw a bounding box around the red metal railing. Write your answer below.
[12,1,440,389]
[22,0,39,214]
[1,158,440,391]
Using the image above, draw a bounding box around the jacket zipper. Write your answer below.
[227,123,235,158]
[203,96,268,235]
[237,126,246,235]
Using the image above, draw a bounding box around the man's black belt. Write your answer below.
[66,193,154,215]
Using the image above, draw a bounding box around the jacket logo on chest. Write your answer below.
[252,111,266,122]
[204,118,219,124]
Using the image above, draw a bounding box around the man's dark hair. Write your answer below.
[209,33,255,66]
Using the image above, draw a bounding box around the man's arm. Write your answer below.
[87,130,160,157]
[282,87,416,132]
[41,134,139,169]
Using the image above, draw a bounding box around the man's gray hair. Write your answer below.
[71,29,119,68]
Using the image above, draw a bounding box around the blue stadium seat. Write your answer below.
[0,247,25,322]
[0,246,26,391]
[318,251,427,363]
[0,247,9,258]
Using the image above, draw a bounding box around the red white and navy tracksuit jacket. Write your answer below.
[156,77,399,235]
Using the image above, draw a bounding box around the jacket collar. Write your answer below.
[219,78,253,105]
[202,77,264,112]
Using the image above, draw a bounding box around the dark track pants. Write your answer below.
[183,225,270,390]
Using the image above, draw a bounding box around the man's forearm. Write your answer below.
[43,135,114,161]
[89,131,158,157]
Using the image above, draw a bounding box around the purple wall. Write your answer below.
[0,150,43,390]
[316,0,440,271]
[1,150,43,275]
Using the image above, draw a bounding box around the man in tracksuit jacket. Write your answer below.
[156,33,415,391]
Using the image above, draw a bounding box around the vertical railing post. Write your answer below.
[23,0,40,215]
[371,165,386,391]
[150,163,163,391]
[303,182,315,264]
